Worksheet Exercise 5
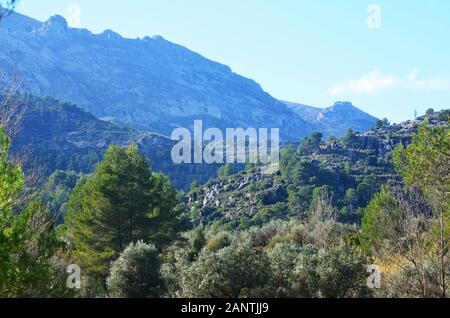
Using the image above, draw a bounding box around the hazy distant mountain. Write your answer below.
[0,12,314,141]
[284,101,379,137]
[281,101,322,122]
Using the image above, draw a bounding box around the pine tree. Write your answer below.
[63,145,183,284]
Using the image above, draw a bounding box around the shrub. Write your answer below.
[107,241,162,298]
[177,241,272,298]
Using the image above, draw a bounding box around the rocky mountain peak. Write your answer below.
[319,101,375,120]
[329,101,355,110]
[100,29,122,40]
[47,15,68,26]
[283,100,378,137]
[38,15,68,35]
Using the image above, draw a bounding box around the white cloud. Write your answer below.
[328,69,450,96]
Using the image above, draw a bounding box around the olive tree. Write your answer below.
[177,241,272,298]
[107,241,163,298]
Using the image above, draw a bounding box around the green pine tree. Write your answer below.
[63,144,183,285]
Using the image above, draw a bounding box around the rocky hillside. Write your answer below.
[5,94,220,190]
[0,12,314,141]
[188,110,449,228]
[284,101,379,137]
[190,170,288,225]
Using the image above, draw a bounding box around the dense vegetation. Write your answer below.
[0,108,448,298]
[2,93,221,190]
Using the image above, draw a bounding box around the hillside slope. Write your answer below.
[188,110,449,228]
[5,94,219,189]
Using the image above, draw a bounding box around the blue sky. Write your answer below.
[16,0,450,123]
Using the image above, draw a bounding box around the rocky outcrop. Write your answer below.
[354,111,448,154]
[190,169,287,224]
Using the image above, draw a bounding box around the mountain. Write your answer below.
[0,12,314,141]
[5,94,220,190]
[281,101,322,122]
[316,101,379,136]
[284,101,379,137]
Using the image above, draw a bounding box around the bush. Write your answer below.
[191,230,206,254]
[177,241,272,297]
[205,232,231,252]
[311,245,371,298]
[267,243,315,297]
[107,241,162,298]
[268,243,371,298]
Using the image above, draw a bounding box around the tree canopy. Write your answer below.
[63,145,184,285]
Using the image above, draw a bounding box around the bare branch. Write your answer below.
[0,71,25,139]
[1,72,46,199]
[0,0,19,22]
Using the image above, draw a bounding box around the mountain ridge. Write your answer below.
[283,100,379,137]
[0,12,381,140]
[0,12,316,141]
